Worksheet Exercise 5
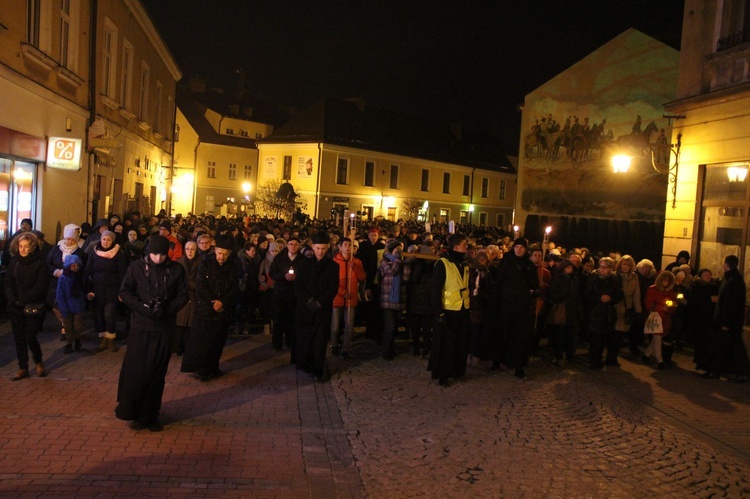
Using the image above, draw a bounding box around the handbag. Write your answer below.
[547,302,566,326]
[23,302,46,317]
[644,311,663,334]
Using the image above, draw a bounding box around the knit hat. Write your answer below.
[63,224,80,239]
[63,254,82,269]
[159,220,172,231]
[215,235,235,251]
[100,230,116,241]
[310,232,330,245]
[513,237,528,248]
[148,235,170,255]
[386,240,402,253]
[367,226,380,234]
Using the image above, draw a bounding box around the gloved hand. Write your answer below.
[151,302,164,319]
[305,298,322,311]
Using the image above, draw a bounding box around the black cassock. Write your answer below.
[293,255,339,378]
[116,257,187,422]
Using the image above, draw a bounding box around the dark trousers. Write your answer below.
[709,328,749,376]
[93,301,118,333]
[409,312,432,352]
[550,323,578,361]
[10,313,45,370]
[382,308,401,354]
[590,327,621,366]
[272,293,296,350]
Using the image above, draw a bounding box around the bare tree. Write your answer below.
[401,197,424,220]
[254,180,307,219]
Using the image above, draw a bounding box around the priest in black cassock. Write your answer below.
[180,235,241,381]
[116,235,188,432]
[293,231,339,382]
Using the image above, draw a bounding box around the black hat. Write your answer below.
[386,239,402,253]
[148,235,170,255]
[215,235,235,251]
[513,237,528,248]
[310,232,330,245]
[159,220,172,231]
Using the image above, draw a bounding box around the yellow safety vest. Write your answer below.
[439,257,470,311]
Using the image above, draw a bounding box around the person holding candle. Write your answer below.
[643,270,678,370]
[269,236,302,356]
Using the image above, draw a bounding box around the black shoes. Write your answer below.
[129,419,163,432]
[514,368,527,379]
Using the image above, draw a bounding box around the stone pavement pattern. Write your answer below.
[0,315,749,498]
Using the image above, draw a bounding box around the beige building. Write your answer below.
[90,0,181,221]
[172,87,274,217]
[665,0,750,295]
[0,0,179,243]
[0,0,91,241]
[257,99,516,226]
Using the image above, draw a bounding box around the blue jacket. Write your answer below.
[56,270,87,317]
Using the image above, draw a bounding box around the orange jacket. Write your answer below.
[333,252,366,308]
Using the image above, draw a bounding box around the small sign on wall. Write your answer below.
[47,137,82,171]
[297,157,313,178]
[263,156,277,177]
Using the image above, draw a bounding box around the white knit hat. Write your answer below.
[63,224,80,239]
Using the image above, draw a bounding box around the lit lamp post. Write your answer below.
[242,182,252,215]
[468,204,474,225]
[513,225,520,239]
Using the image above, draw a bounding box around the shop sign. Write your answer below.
[46,137,82,171]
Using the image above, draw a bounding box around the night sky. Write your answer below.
[141,0,685,153]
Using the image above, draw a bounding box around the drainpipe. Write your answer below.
[86,0,98,224]
[470,167,476,225]
[313,142,322,218]
[192,140,200,215]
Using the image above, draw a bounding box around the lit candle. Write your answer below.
[665,299,673,307]
[676,293,684,300]
[288,268,295,275]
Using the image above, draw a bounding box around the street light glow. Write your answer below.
[612,155,632,173]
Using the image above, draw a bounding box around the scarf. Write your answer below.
[58,239,79,257]
[384,252,401,304]
[95,243,120,259]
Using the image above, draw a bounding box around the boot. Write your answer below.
[11,369,29,381]
[662,343,674,368]
[104,333,119,352]
[35,363,47,377]
[97,334,107,352]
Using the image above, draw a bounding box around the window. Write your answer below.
[102,20,118,98]
[389,164,399,189]
[205,195,215,214]
[226,128,234,135]
[337,158,349,185]
[207,161,216,179]
[229,163,237,180]
[364,161,375,187]
[154,81,163,133]
[496,213,505,227]
[139,62,150,121]
[120,40,133,108]
[255,133,263,139]
[387,207,397,221]
[717,1,750,51]
[439,208,449,223]
[481,177,489,198]
[60,0,74,69]
[460,210,468,224]
[499,180,506,200]
[283,156,292,180]
[420,169,429,191]
[244,165,252,180]
[443,172,451,194]
[479,212,488,225]
[463,175,470,196]
[28,0,41,46]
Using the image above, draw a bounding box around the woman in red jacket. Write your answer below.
[643,270,678,370]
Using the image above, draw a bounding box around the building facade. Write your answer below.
[257,99,516,227]
[666,0,750,303]
[172,88,274,217]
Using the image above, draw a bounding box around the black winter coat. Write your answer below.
[85,244,128,305]
[194,256,241,321]
[119,256,188,331]
[5,251,49,315]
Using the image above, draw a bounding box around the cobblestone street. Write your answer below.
[0,315,749,497]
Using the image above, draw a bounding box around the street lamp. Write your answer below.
[612,132,682,209]
[542,226,552,259]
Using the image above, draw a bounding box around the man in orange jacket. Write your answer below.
[331,238,366,359]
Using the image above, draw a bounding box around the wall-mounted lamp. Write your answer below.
[727,164,749,183]
[612,132,682,209]
[65,118,72,132]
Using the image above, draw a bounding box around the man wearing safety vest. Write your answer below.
[428,233,470,386]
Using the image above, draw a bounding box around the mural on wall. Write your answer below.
[517,29,679,223]
[521,109,670,220]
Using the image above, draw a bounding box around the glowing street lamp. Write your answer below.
[611,155,632,173]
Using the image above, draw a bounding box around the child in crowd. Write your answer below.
[56,254,87,353]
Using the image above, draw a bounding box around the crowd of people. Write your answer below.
[3,211,749,431]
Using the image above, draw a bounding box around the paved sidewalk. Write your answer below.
[1,314,749,498]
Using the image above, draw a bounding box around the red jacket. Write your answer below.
[333,252,366,308]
